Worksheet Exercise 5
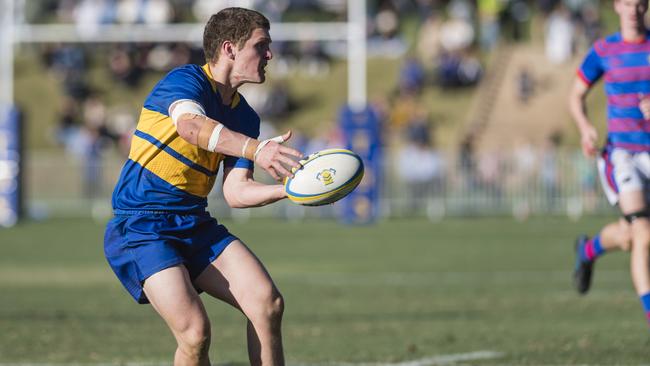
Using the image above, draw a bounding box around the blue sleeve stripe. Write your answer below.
[606,80,650,95]
[134,129,216,177]
[223,156,254,170]
[607,106,644,119]
[608,131,650,145]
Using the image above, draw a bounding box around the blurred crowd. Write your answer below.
[19,0,606,206]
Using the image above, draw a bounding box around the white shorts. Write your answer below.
[598,148,650,206]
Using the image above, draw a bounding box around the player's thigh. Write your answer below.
[194,240,280,312]
[610,149,643,208]
[618,189,647,214]
[143,265,210,333]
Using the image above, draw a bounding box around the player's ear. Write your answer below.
[223,41,236,60]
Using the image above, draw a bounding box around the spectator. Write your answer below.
[477,149,503,197]
[73,0,116,38]
[44,44,88,100]
[545,5,574,64]
[416,12,443,70]
[505,0,531,41]
[374,7,400,39]
[105,105,137,157]
[517,64,535,104]
[477,0,502,51]
[540,132,561,207]
[116,0,173,26]
[580,2,603,47]
[78,123,106,199]
[298,40,331,77]
[458,132,476,188]
[437,50,482,88]
[509,138,537,198]
[108,45,144,88]
[55,97,81,147]
[399,56,426,95]
[439,11,475,53]
[396,120,445,214]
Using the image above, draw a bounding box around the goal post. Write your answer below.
[6,0,367,111]
[0,0,372,222]
[1,0,14,111]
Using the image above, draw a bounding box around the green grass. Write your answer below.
[0,216,647,364]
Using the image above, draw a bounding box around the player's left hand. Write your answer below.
[639,93,650,120]
[254,131,303,180]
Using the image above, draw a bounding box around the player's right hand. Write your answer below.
[254,131,303,181]
[580,124,598,158]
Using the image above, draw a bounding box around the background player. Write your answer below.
[568,0,650,328]
[104,7,302,365]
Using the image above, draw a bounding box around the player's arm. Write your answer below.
[170,100,302,180]
[222,166,286,208]
[568,77,599,157]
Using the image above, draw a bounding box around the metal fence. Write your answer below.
[24,148,616,221]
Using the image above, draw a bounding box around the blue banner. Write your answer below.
[0,105,22,227]
[339,105,382,224]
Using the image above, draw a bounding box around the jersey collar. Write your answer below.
[201,64,240,109]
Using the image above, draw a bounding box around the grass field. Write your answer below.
[1,216,648,365]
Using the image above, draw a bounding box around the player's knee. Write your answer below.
[177,320,211,358]
[262,289,284,323]
[620,238,632,251]
[619,229,633,251]
[248,287,284,324]
[269,291,285,321]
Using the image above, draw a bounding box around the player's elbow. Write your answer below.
[225,197,247,209]
[223,186,247,208]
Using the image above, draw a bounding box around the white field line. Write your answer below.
[299,350,505,366]
[0,351,504,366]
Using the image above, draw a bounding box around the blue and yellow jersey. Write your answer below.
[111,64,260,213]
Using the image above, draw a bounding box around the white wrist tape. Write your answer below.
[242,137,252,158]
[207,123,225,152]
[254,135,286,160]
[169,100,206,126]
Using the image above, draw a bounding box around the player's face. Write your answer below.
[232,28,273,84]
[615,0,648,31]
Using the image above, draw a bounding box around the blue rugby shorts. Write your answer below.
[104,211,237,304]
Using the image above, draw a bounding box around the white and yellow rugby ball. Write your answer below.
[285,148,364,206]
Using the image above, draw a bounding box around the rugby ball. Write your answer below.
[285,148,364,206]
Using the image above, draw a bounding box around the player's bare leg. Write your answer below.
[600,218,632,252]
[630,217,650,292]
[195,240,284,366]
[574,218,633,294]
[143,266,211,366]
[619,190,650,325]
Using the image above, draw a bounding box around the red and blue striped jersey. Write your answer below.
[111,64,260,213]
[578,31,650,152]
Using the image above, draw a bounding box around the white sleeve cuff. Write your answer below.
[169,99,206,126]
